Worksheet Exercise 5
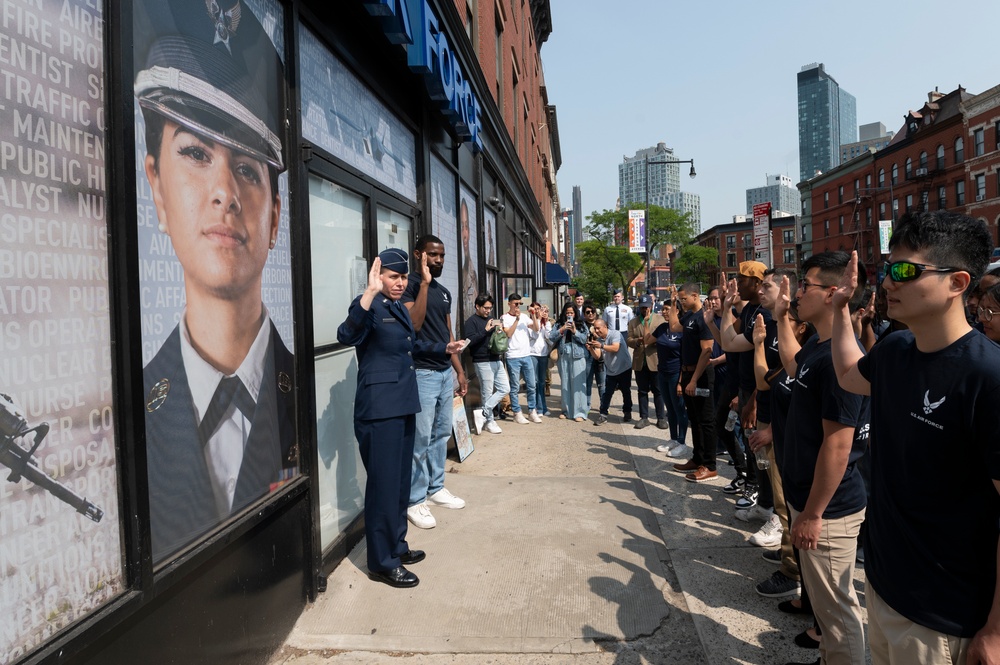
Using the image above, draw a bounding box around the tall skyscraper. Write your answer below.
[746,174,799,217]
[572,185,583,250]
[797,63,857,182]
[618,142,701,232]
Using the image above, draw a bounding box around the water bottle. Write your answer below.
[724,409,739,431]
[694,388,710,397]
[755,445,771,470]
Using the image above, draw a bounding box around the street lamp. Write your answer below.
[645,157,696,297]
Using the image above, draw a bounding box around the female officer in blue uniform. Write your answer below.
[338,249,464,587]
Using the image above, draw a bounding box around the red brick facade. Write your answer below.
[695,217,799,289]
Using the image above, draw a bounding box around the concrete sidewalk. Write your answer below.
[273,378,867,665]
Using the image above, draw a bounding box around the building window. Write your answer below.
[867,242,874,259]
[920,190,929,212]
[783,229,794,243]
[975,128,985,157]
[744,249,753,261]
[726,234,735,249]
[938,185,947,209]
[878,169,885,187]
[743,233,752,248]
[838,215,844,233]
[905,194,913,212]
[866,174,872,187]
[783,248,795,264]
[937,144,945,170]
[866,207,872,227]
[956,137,964,163]
[495,16,503,110]
[919,151,928,169]
[891,163,898,185]
[727,252,736,267]
[854,179,859,197]
[880,202,886,218]
[824,192,829,209]
[956,180,965,206]
[824,219,830,237]
[838,185,844,203]
[905,157,912,179]
[976,173,986,200]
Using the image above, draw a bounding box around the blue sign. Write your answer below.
[364,0,484,152]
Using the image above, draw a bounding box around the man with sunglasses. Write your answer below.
[774,251,870,665]
[830,212,1000,665]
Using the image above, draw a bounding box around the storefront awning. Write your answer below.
[545,262,571,285]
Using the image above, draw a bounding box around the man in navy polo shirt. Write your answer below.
[831,212,1000,665]
[774,251,869,665]
[402,234,468,530]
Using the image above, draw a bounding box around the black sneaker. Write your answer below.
[721,477,746,495]
[633,418,650,429]
[656,418,669,430]
[594,414,608,426]
[735,483,758,509]
[762,549,781,565]
[622,414,633,423]
[755,570,801,598]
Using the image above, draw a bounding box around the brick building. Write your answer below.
[695,216,799,288]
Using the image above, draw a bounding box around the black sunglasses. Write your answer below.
[883,260,961,283]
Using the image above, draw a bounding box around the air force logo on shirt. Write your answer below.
[911,389,946,430]
[796,365,810,388]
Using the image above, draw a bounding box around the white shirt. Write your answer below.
[528,321,552,356]
[603,303,634,332]
[501,312,536,358]
[180,306,272,520]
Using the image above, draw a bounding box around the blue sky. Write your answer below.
[543,0,1000,232]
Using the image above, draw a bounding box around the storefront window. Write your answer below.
[309,177,365,347]
[376,206,412,256]
[430,155,459,334]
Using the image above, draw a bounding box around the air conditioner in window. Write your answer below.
[996,142,1000,151]
[976,194,986,202]
[915,167,928,177]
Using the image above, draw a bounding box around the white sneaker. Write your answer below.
[528,410,542,423]
[666,444,691,459]
[735,504,773,523]
[428,487,466,510]
[406,502,436,529]
[655,439,681,453]
[513,412,529,424]
[484,421,502,434]
[473,409,486,435]
[749,513,783,548]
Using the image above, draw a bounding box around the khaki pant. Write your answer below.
[790,506,866,665]
[868,583,972,665]
[765,445,799,581]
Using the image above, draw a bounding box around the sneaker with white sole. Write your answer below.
[755,569,801,598]
[513,412,529,424]
[428,488,466,510]
[528,410,542,423]
[666,444,691,459]
[473,409,486,435]
[735,504,773,523]
[406,502,436,529]
[762,549,782,565]
[749,513,783,547]
[735,483,759,509]
[655,439,681,453]
[721,477,746,494]
[484,421,502,434]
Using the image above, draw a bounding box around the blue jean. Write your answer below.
[506,355,537,413]
[474,360,509,422]
[410,367,453,506]
[657,370,688,442]
[532,354,550,414]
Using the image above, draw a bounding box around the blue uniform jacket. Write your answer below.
[337,294,446,420]
[142,322,296,562]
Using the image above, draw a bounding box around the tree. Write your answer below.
[672,244,719,288]
[573,239,641,307]
[585,205,696,287]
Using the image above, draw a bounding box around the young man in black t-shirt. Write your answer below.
[831,211,1000,665]
[664,284,717,482]
[774,251,869,665]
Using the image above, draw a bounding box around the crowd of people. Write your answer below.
[339,211,999,665]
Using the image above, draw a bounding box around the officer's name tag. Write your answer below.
[382,318,398,323]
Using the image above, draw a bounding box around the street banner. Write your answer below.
[878,220,893,255]
[752,203,771,266]
[628,210,646,253]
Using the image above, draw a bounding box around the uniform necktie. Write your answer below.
[615,307,620,331]
[199,376,256,445]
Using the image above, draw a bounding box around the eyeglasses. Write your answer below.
[883,260,961,283]
[584,309,595,314]
[798,280,833,293]
[511,301,522,305]
[979,306,998,322]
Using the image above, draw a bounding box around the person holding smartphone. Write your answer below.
[464,294,509,434]
[548,302,590,421]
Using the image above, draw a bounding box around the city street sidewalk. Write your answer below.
[272,377,867,665]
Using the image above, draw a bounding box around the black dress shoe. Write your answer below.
[399,549,425,565]
[368,566,419,588]
[794,630,820,649]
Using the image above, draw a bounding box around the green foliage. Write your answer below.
[673,244,719,286]
[584,205,696,287]
[573,239,641,307]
